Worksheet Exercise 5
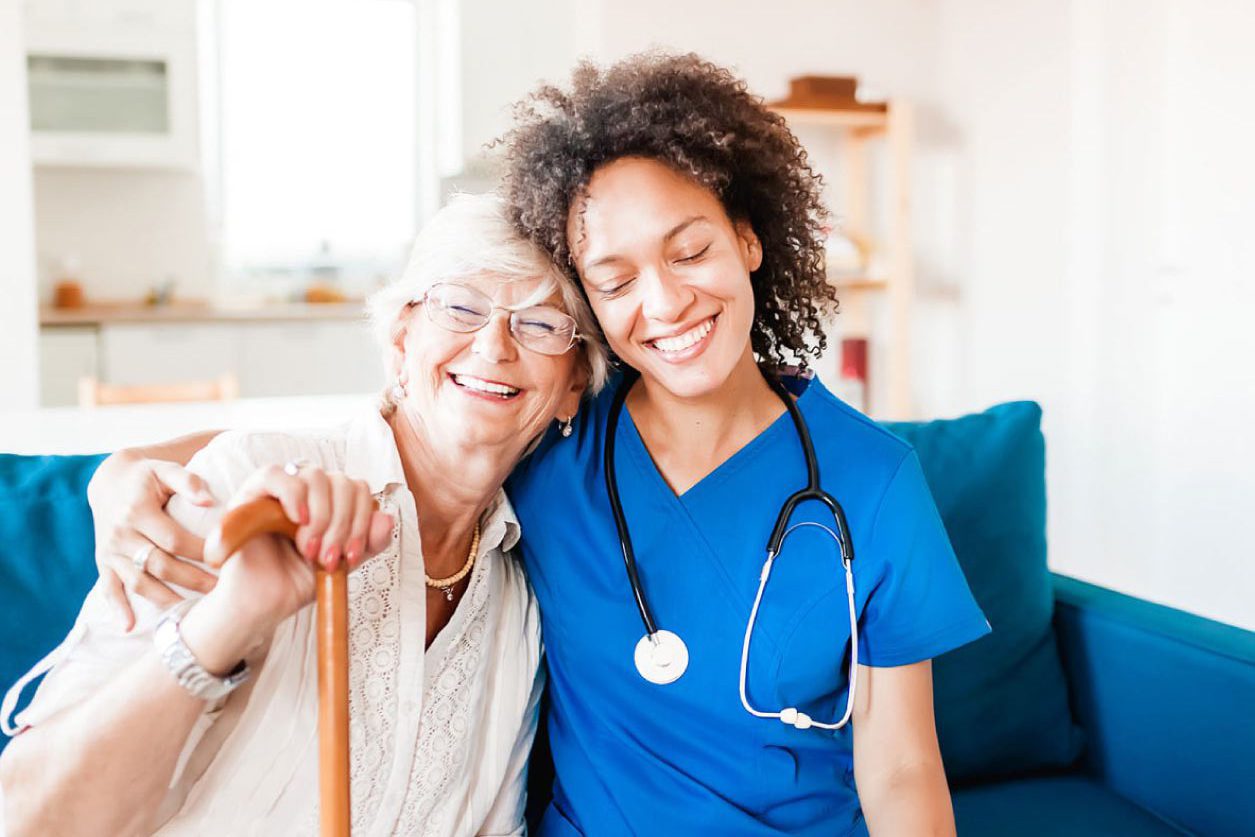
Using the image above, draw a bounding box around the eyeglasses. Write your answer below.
[413,282,582,356]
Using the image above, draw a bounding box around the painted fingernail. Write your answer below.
[345,538,363,565]
[323,544,341,570]
[299,503,310,525]
[305,535,322,561]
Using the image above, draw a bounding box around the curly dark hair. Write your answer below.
[497,51,838,372]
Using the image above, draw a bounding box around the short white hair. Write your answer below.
[367,192,609,396]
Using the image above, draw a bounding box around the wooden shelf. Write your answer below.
[772,106,888,131]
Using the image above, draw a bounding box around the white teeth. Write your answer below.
[453,374,520,397]
[651,318,714,353]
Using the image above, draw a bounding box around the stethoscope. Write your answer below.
[604,373,861,731]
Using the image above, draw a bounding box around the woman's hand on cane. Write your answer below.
[179,466,393,672]
[90,451,393,626]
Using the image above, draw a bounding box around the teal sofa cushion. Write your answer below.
[0,453,106,747]
[884,403,1083,782]
[953,776,1186,835]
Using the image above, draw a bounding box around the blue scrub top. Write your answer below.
[507,373,990,836]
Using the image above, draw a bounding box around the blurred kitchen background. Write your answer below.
[2,0,1252,629]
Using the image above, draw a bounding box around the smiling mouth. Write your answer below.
[450,373,522,400]
[646,315,717,355]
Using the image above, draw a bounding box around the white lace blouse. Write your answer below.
[6,407,544,836]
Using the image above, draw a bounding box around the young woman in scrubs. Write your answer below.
[498,53,990,835]
[75,53,988,836]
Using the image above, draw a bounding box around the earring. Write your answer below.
[560,416,574,438]
[391,380,406,401]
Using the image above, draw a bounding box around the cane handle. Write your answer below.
[204,497,300,568]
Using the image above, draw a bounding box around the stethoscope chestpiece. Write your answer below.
[634,630,689,685]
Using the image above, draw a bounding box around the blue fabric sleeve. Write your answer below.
[857,451,991,667]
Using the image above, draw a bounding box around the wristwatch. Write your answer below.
[153,604,251,702]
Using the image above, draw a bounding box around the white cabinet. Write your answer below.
[100,323,239,385]
[39,326,98,406]
[237,321,383,398]
[40,318,384,406]
[23,0,201,169]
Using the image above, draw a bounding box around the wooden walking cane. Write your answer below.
[205,496,361,837]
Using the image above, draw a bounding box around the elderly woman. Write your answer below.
[0,193,606,836]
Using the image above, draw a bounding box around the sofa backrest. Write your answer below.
[0,453,105,752]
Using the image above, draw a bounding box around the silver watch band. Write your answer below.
[153,604,251,702]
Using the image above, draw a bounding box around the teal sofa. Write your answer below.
[2,402,1253,836]
[954,575,1255,835]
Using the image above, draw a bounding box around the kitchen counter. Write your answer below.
[41,300,368,326]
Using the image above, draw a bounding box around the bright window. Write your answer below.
[213,0,418,293]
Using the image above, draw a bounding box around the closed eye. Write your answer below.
[516,318,558,334]
[676,244,711,263]
[599,277,636,298]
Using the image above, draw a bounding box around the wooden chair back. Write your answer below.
[78,373,240,407]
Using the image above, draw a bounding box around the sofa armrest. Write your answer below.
[1052,573,1255,836]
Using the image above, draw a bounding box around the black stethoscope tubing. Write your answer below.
[604,372,662,636]
[604,371,855,641]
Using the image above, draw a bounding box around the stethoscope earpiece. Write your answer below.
[778,707,814,730]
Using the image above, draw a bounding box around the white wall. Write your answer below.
[32,167,213,302]
[583,0,940,103]
[932,0,1255,629]
[0,0,40,409]
[458,0,585,161]
[1147,1,1255,629]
